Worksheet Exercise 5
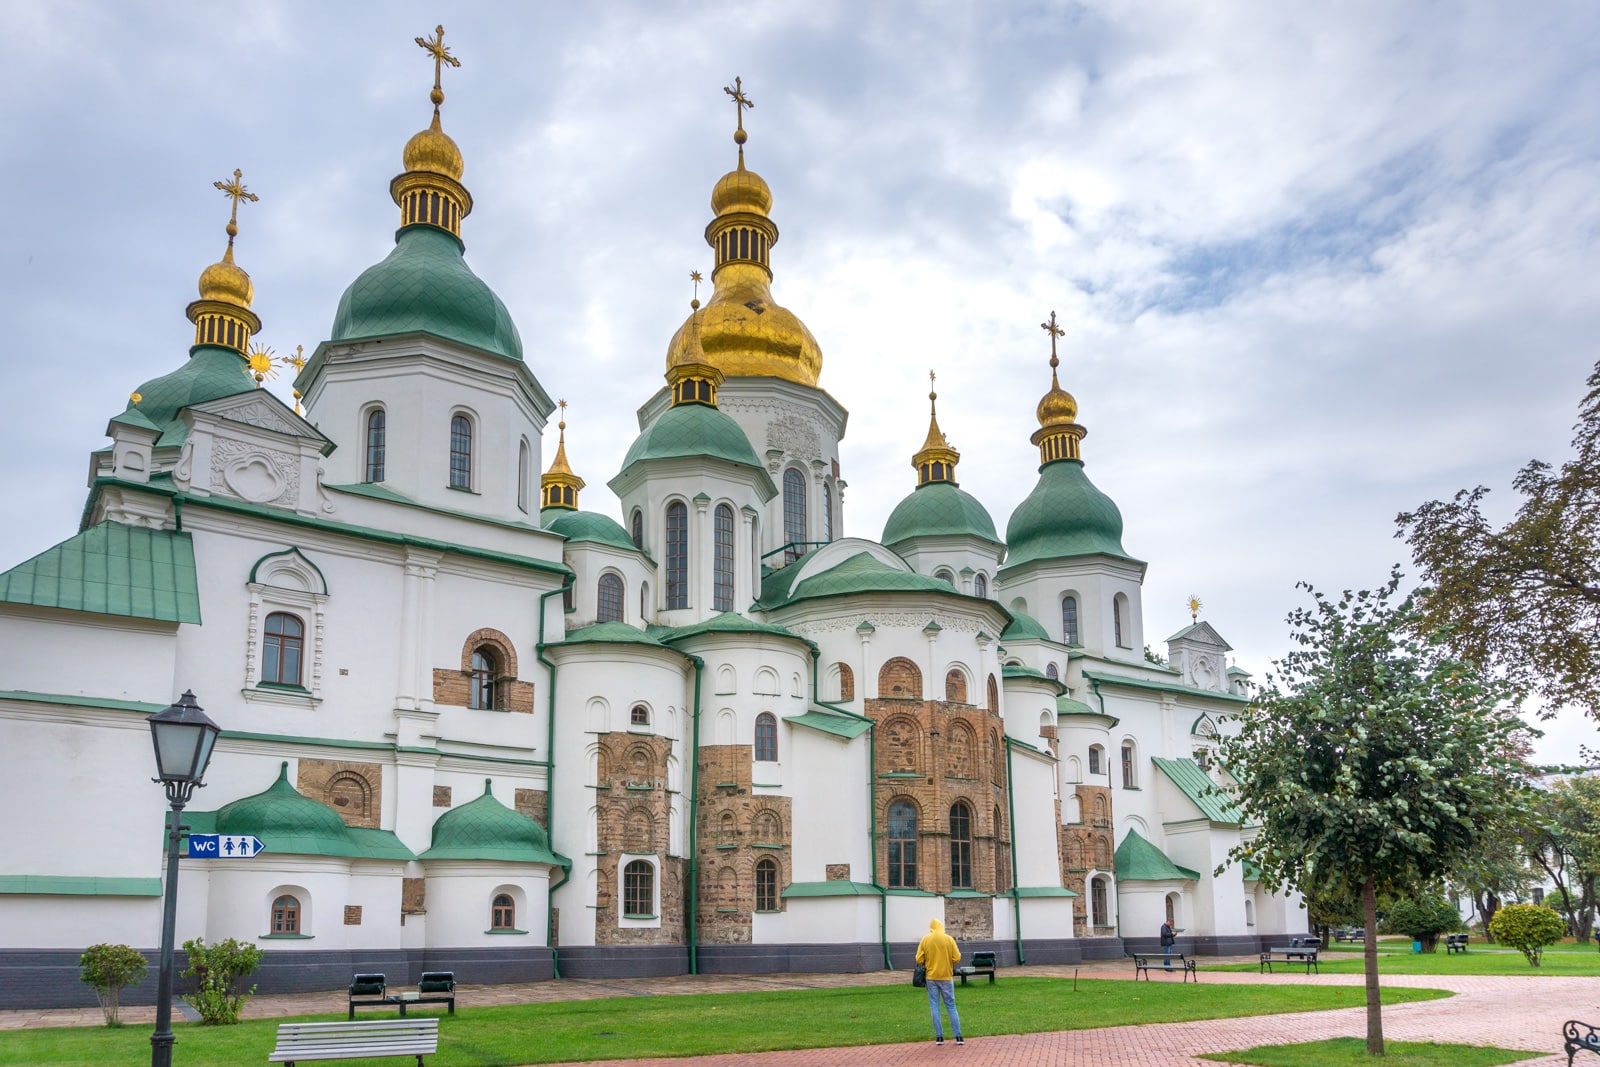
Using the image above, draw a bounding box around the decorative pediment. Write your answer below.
[189,391,331,449]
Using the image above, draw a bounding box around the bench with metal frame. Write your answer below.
[1565,1020,1600,1065]
[395,972,455,1016]
[268,1018,438,1066]
[1259,946,1319,974]
[1132,953,1197,982]
[1444,933,1469,954]
[953,950,997,985]
[347,974,390,1020]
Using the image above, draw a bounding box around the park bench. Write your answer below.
[1132,953,1197,982]
[1564,1020,1600,1064]
[348,974,390,1019]
[268,1018,438,1066]
[1259,945,1319,974]
[1333,928,1361,942]
[392,972,456,1016]
[953,950,997,985]
[1444,933,1469,954]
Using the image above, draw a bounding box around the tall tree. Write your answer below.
[1526,774,1600,943]
[1397,360,1600,721]
[1217,571,1531,1055]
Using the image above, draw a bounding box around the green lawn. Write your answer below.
[0,979,1448,1067]
[1203,1038,1541,1066]
[1213,939,1600,977]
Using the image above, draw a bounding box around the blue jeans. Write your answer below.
[1163,944,1173,967]
[926,979,961,1040]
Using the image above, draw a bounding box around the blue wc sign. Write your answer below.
[187,834,265,858]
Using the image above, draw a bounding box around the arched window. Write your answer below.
[449,414,472,490]
[1165,892,1177,927]
[622,860,654,917]
[597,573,625,623]
[713,504,735,612]
[934,568,956,588]
[630,509,644,551]
[782,468,806,563]
[879,657,922,699]
[492,893,515,930]
[945,669,967,703]
[517,439,531,513]
[1046,662,1059,680]
[1062,596,1079,646]
[263,612,304,687]
[1091,877,1109,926]
[822,481,833,541]
[271,894,300,935]
[994,804,1010,893]
[755,857,779,911]
[1088,744,1103,776]
[754,712,778,762]
[987,674,999,714]
[470,648,499,710]
[837,663,855,702]
[1113,593,1129,648]
[973,573,987,599]
[887,800,918,888]
[631,704,650,727]
[665,501,688,609]
[949,801,973,889]
[1122,742,1137,788]
[364,409,386,483]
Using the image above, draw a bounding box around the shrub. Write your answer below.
[78,943,148,1025]
[1381,894,1462,952]
[180,936,262,1024]
[1488,903,1566,966]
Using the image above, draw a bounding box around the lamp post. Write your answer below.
[147,690,220,1067]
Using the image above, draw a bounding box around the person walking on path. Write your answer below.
[1160,919,1176,969]
[916,918,964,1046]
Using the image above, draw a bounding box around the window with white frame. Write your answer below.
[245,548,328,706]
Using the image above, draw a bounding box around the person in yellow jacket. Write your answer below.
[915,918,964,1046]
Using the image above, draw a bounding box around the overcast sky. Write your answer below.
[6,1,1597,761]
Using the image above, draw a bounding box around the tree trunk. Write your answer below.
[1363,876,1384,1055]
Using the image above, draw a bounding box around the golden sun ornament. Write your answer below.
[1188,595,1203,622]
[246,344,278,385]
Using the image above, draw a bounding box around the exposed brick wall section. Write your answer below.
[514,788,549,829]
[344,905,362,925]
[1060,783,1114,937]
[432,785,452,808]
[694,745,793,944]
[296,759,382,829]
[943,894,993,940]
[401,877,426,916]
[879,657,922,699]
[944,670,967,703]
[826,864,852,881]
[593,732,682,946]
[431,668,534,713]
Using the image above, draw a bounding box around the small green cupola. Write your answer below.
[882,372,1000,550]
[420,780,570,868]
[215,762,353,857]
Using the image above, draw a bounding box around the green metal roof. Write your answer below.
[881,481,1000,547]
[541,508,643,555]
[419,780,570,868]
[0,521,200,623]
[1114,829,1201,881]
[1152,756,1243,825]
[1082,669,1250,705]
[659,611,810,645]
[331,225,523,361]
[1001,614,1051,641]
[757,551,964,610]
[782,880,883,898]
[1001,459,1136,572]
[616,402,768,480]
[556,622,674,650]
[1002,662,1064,692]
[1012,885,1080,897]
[785,710,873,740]
[1055,695,1100,716]
[126,345,257,447]
[0,876,163,896]
[194,763,416,860]
[108,407,161,433]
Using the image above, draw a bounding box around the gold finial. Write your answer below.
[724,75,754,151]
[213,168,258,249]
[247,343,277,385]
[291,388,303,416]
[690,269,703,310]
[557,398,567,431]
[913,368,959,485]
[130,392,142,405]
[541,399,584,509]
[415,24,460,112]
[1188,594,1203,622]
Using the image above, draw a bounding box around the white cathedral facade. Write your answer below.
[0,51,1301,1006]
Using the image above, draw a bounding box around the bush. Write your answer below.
[78,943,148,1025]
[180,936,262,1024]
[1488,903,1566,966]
[1381,894,1462,952]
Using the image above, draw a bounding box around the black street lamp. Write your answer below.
[147,691,220,1067]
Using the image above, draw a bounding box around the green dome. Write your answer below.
[882,482,1000,547]
[1003,460,1130,571]
[127,345,256,447]
[419,780,568,866]
[759,551,962,609]
[331,226,522,362]
[216,762,354,857]
[618,403,763,474]
[1001,614,1051,641]
[542,508,640,553]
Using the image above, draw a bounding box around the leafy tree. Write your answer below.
[1489,902,1566,966]
[78,943,148,1025]
[1381,894,1461,952]
[181,936,262,1025]
[1526,775,1600,942]
[1397,360,1600,722]
[1216,571,1531,1055]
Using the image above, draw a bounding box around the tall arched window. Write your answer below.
[470,648,498,710]
[993,804,1010,893]
[987,674,999,714]
[492,893,515,930]
[1113,593,1129,648]
[271,894,300,934]
[973,573,987,599]
[838,663,855,701]
[713,504,735,612]
[640,581,650,618]
[1122,742,1137,788]
[1091,877,1109,926]
[517,439,531,512]
[263,612,304,687]
[755,857,779,911]
[665,501,688,609]
[822,481,833,541]
[887,800,918,888]
[1088,744,1103,776]
[1062,596,1079,645]
[754,712,778,762]
[949,801,973,889]
[782,468,806,563]
[597,573,624,623]
[364,409,386,483]
[630,509,644,551]
[945,669,967,703]
[622,860,654,917]
[449,414,473,490]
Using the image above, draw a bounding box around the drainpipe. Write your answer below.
[172,497,183,531]
[1003,736,1026,964]
[810,648,891,970]
[685,655,704,974]
[536,574,573,978]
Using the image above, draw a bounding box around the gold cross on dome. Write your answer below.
[724,76,754,132]
[278,344,307,375]
[1040,310,1065,366]
[690,270,703,301]
[415,24,461,99]
[213,168,258,239]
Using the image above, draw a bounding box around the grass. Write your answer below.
[0,979,1449,1067]
[1214,938,1600,977]
[1202,1037,1541,1065]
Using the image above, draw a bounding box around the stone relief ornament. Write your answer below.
[173,441,195,489]
[212,439,298,505]
[221,399,300,436]
[765,414,822,461]
[792,612,980,636]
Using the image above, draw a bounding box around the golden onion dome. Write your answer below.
[403,111,465,181]
[1036,376,1078,427]
[197,245,253,308]
[711,161,772,217]
[665,280,823,387]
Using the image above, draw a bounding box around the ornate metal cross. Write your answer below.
[213,169,258,240]
[724,76,754,133]
[415,24,461,98]
[1040,310,1065,366]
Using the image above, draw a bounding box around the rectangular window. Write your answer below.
[1122,744,1135,788]
[623,861,654,917]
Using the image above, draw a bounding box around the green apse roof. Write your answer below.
[1152,756,1244,825]
[331,226,523,362]
[1000,614,1051,641]
[881,482,1000,547]
[541,508,641,554]
[1002,459,1134,572]
[756,551,962,610]
[617,402,765,476]
[203,763,415,860]
[0,521,200,623]
[126,345,256,447]
[419,780,570,867]
[1002,662,1064,692]
[1114,829,1201,881]
[659,611,809,645]
[556,622,675,650]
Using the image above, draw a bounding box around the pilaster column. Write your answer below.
[857,620,876,699]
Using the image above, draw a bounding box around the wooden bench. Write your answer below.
[268,1018,438,1065]
[1260,946,1319,974]
[348,974,389,1020]
[1132,953,1197,982]
[1444,933,1469,954]
[1564,1020,1600,1064]
[953,950,997,985]
[393,972,456,1016]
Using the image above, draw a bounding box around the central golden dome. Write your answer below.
[197,246,253,308]
[403,111,465,181]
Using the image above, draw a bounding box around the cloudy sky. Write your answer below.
[7,1,1598,760]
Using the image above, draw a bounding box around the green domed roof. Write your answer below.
[758,551,963,609]
[1003,460,1131,571]
[1001,614,1051,641]
[419,780,569,867]
[617,403,764,476]
[127,345,256,447]
[542,508,640,554]
[331,226,522,362]
[216,762,359,857]
[882,482,1000,547]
